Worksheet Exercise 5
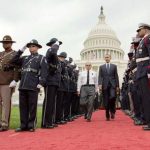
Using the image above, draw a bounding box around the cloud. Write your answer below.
[0,0,150,60]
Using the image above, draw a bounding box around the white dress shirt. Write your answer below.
[77,70,98,92]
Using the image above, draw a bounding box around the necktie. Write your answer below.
[106,63,110,74]
[87,70,89,85]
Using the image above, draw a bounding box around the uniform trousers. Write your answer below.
[138,77,150,126]
[0,85,13,128]
[42,85,58,127]
[19,89,38,129]
[56,90,64,122]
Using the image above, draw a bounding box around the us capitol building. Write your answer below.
[75,6,127,84]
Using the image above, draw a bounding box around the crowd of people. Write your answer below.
[0,22,150,132]
[120,23,150,131]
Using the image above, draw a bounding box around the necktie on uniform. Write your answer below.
[87,70,89,85]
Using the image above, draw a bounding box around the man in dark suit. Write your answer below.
[98,54,119,121]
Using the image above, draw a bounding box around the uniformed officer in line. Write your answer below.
[121,71,130,113]
[0,35,20,132]
[71,68,80,118]
[10,39,47,132]
[64,57,77,122]
[136,23,150,130]
[55,52,68,125]
[128,37,145,125]
[41,38,62,129]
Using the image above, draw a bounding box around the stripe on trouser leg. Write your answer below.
[42,86,48,126]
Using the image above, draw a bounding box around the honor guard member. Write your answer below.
[10,39,47,132]
[129,37,145,125]
[55,52,68,124]
[0,35,20,131]
[77,62,98,122]
[41,38,62,129]
[64,57,76,121]
[136,23,150,130]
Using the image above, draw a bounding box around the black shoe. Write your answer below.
[87,118,91,122]
[29,128,35,132]
[111,113,115,119]
[15,128,28,132]
[68,117,74,122]
[53,124,58,127]
[60,120,67,124]
[143,126,150,131]
[46,125,54,129]
[0,126,8,132]
[134,120,144,126]
[84,115,87,119]
[106,118,110,121]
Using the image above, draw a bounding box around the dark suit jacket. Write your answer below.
[98,63,119,89]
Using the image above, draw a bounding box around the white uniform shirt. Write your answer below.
[77,70,98,92]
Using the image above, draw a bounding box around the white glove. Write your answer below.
[9,80,17,88]
[20,45,27,52]
[37,84,43,89]
[52,41,59,46]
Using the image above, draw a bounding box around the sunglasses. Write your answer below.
[86,65,91,66]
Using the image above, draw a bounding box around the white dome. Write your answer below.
[81,6,124,61]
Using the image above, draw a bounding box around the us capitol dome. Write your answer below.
[75,6,127,84]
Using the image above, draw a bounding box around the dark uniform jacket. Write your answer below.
[136,34,150,80]
[58,61,69,92]
[46,45,61,87]
[11,50,47,91]
[98,63,119,89]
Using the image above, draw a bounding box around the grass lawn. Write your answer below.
[10,106,42,129]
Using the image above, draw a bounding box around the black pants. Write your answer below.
[71,93,80,116]
[138,77,150,126]
[131,83,143,120]
[41,85,58,127]
[19,90,38,129]
[64,92,72,119]
[103,86,116,119]
[55,90,64,122]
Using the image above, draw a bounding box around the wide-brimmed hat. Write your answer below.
[0,35,16,43]
[58,52,67,58]
[136,23,150,32]
[46,38,62,46]
[26,39,42,48]
[131,37,141,44]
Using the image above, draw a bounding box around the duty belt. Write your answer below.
[136,57,150,63]
[22,68,38,73]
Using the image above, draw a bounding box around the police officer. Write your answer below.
[55,52,68,124]
[11,39,47,132]
[0,35,20,131]
[41,38,62,129]
[136,23,150,130]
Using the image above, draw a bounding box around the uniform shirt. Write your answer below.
[77,70,98,92]
[0,50,20,85]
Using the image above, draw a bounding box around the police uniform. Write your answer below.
[11,39,47,131]
[0,35,20,131]
[136,23,150,130]
[55,52,68,124]
[41,38,62,128]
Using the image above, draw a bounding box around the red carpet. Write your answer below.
[0,110,150,150]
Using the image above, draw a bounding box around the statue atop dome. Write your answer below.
[100,6,103,15]
[98,6,105,24]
